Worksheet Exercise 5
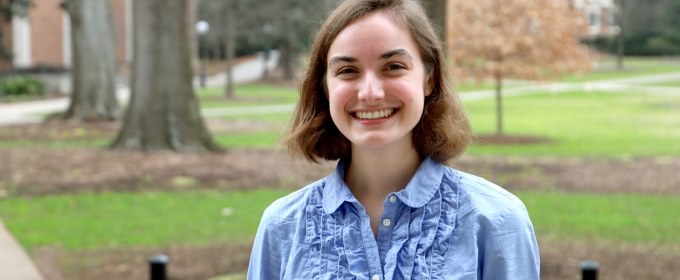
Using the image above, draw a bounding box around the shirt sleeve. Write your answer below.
[247,207,285,280]
[481,199,541,280]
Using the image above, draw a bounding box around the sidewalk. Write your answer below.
[0,50,280,127]
[0,217,44,280]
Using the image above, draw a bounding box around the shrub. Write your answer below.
[0,77,46,98]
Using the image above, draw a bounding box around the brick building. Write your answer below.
[574,0,620,37]
[0,0,132,72]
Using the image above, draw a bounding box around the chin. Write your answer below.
[351,135,403,151]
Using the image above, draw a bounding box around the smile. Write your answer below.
[354,109,395,120]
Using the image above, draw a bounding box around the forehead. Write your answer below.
[327,11,419,60]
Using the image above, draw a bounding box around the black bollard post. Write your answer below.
[580,260,599,280]
[150,254,169,280]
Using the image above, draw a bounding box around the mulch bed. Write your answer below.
[33,243,253,280]
[2,146,678,197]
[2,121,680,279]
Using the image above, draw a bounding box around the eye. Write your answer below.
[385,63,406,71]
[337,67,357,75]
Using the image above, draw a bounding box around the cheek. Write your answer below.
[327,82,353,110]
[327,83,353,126]
[385,79,425,104]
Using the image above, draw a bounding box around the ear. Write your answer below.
[424,76,434,97]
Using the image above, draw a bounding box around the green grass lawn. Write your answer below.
[561,57,680,82]
[652,81,680,87]
[214,131,283,148]
[0,189,291,251]
[1,189,677,252]
[196,83,298,102]
[464,90,680,157]
[517,192,680,244]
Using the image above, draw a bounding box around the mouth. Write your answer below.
[353,108,396,120]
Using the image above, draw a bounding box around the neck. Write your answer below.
[344,142,422,202]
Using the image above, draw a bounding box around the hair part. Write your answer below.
[281,0,471,163]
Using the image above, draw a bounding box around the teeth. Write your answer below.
[356,109,394,120]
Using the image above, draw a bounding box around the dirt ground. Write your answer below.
[1,121,679,279]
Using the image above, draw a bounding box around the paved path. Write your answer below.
[0,50,280,127]
[0,218,44,280]
[193,50,280,87]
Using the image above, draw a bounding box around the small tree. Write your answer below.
[61,0,120,121]
[448,0,592,135]
[614,0,633,71]
[111,0,219,152]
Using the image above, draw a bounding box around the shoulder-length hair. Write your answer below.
[282,0,470,163]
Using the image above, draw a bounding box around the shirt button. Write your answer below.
[382,218,391,227]
[389,195,397,203]
[372,275,380,280]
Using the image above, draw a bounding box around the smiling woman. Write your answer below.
[326,13,430,155]
[247,0,540,279]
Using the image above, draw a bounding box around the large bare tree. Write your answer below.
[61,0,120,121]
[448,0,592,135]
[112,0,219,152]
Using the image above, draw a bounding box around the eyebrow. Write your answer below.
[327,48,414,68]
[380,48,413,60]
[328,56,357,68]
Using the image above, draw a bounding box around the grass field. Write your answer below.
[465,91,680,157]
[654,81,680,87]
[561,57,680,82]
[518,192,680,244]
[0,189,292,251]
[205,89,680,157]
[0,189,677,253]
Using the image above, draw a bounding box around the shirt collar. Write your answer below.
[322,160,355,214]
[322,157,444,214]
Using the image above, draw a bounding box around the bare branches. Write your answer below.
[448,0,593,82]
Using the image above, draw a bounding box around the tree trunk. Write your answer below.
[62,0,120,121]
[616,0,627,71]
[421,0,447,46]
[495,73,503,136]
[281,7,299,80]
[224,0,235,98]
[111,0,219,152]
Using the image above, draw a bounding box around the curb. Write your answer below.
[0,217,45,280]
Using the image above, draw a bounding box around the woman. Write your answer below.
[247,0,540,279]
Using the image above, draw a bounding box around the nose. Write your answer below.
[357,73,384,103]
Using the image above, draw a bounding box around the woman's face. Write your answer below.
[326,11,431,153]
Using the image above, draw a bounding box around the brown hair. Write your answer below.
[282,0,470,163]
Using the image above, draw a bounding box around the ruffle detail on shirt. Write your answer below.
[408,172,459,279]
[307,202,373,279]
[379,172,459,280]
[429,171,460,278]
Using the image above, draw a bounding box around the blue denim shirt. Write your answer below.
[247,157,540,279]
